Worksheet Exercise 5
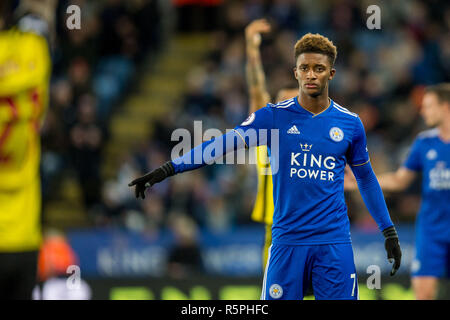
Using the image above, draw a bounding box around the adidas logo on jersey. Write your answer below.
[287,125,300,134]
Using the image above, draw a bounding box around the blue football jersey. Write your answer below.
[234,97,370,245]
[404,128,450,242]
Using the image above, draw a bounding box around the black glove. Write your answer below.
[383,226,402,276]
[128,161,175,199]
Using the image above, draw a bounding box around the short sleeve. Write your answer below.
[403,138,423,172]
[234,105,273,148]
[347,117,370,166]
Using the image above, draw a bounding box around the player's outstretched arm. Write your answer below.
[377,167,416,192]
[350,162,402,276]
[245,19,271,113]
[129,101,273,199]
[128,128,254,199]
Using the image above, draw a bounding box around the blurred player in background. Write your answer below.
[129,33,402,300]
[244,19,297,270]
[0,0,55,299]
[346,83,450,299]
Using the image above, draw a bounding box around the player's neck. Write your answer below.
[298,92,330,115]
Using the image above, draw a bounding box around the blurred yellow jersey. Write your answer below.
[251,146,274,225]
[0,28,50,251]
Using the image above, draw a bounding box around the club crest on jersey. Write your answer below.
[329,127,344,142]
[269,284,283,299]
[241,113,255,126]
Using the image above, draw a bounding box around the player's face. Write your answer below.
[275,88,298,102]
[294,53,335,98]
[421,92,446,127]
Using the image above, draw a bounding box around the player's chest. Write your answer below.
[277,117,351,156]
[422,143,450,173]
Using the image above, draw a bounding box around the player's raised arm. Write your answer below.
[348,117,402,276]
[245,19,271,113]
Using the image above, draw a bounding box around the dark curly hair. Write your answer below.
[294,33,337,67]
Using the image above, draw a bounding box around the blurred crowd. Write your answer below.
[40,0,162,207]
[42,0,450,238]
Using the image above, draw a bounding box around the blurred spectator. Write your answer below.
[174,0,224,32]
[69,93,103,211]
[41,0,163,208]
[37,230,79,282]
[167,212,203,279]
[33,229,91,300]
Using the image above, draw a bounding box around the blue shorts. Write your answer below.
[261,243,358,300]
[412,234,450,278]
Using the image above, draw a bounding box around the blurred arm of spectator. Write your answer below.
[245,19,271,113]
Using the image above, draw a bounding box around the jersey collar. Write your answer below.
[294,96,334,118]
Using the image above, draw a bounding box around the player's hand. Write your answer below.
[245,19,271,48]
[383,226,402,276]
[128,161,175,199]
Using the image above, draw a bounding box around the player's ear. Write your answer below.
[293,66,299,80]
[329,68,336,80]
